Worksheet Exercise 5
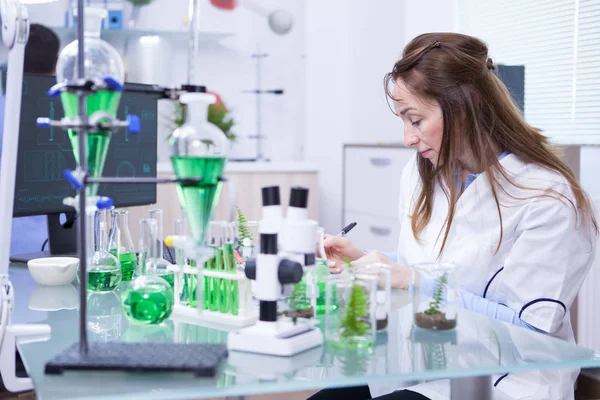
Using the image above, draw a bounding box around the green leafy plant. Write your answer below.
[339,283,370,338]
[425,274,447,315]
[236,207,253,245]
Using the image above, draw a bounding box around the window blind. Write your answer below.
[458,0,600,144]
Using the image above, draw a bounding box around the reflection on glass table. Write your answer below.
[10,265,600,400]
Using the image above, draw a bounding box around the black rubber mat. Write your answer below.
[45,342,228,377]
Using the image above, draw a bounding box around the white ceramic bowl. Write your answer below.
[27,257,79,286]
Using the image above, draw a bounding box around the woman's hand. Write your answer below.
[353,251,412,290]
[322,234,364,271]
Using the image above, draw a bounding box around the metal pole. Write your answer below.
[76,0,89,355]
[255,48,263,161]
[187,0,200,84]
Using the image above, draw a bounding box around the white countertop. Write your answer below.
[157,161,319,174]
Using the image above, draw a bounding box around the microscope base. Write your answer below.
[172,304,257,328]
[227,320,323,356]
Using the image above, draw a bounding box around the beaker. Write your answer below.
[411,262,460,331]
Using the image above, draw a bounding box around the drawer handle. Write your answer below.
[370,226,391,236]
[370,157,391,167]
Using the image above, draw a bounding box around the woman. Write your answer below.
[312,33,598,400]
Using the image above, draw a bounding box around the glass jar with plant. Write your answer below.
[325,272,377,350]
[412,262,460,331]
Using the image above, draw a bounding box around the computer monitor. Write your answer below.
[9,73,160,262]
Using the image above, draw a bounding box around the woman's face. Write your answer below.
[393,80,444,165]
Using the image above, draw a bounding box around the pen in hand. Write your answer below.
[337,222,357,237]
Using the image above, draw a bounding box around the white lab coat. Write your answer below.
[370,153,596,400]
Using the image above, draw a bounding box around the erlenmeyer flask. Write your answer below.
[108,210,138,282]
[88,214,121,292]
[148,209,174,288]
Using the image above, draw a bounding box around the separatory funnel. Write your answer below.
[170,92,229,244]
[55,7,125,196]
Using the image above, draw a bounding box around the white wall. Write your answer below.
[305,0,457,232]
[8,0,306,163]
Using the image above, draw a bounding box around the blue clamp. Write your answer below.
[103,77,124,92]
[36,118,51,127]
[47,82,66,97]
[96,197,114,210]
[127,114,141,133]
[63,169,84,191]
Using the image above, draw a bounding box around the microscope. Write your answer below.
[227,186,324,356]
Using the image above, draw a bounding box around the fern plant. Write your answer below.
[236,207,254,246]
[340,283,370,338]
[425,274,447,315]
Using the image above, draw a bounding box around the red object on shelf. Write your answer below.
[210,0,237,11]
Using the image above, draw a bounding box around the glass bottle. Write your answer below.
[148,209,175,289]
[108,210,138,282]
[120,218,174,325]
[169,92,229,245]
[56,7,126,197]
[88,214,122,292]
[412,262,460,331]
[325,272,377,350]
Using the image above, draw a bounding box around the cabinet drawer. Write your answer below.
[344,211,400,253]
[344,147,414,218]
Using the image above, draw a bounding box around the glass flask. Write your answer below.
[148,209,175,289]
[169,92,229,245]
[108,210,138,282]
[411,262,460,331]
[173,216,195,306]
[56,8,125,196]
[325,272,377,350]
[120,218,174,325]
[345,262,392,331]
[286,227,335,318]
[88,213,121,292]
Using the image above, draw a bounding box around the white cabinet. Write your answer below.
[343,145,413,251]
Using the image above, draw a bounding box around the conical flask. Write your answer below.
[56,7,125,196]
[108,210,138,282]
[169,93,229,244]
[148,209,174,288]
[88,211,121,292]
[120,218,174,325]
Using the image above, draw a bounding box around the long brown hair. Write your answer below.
[384,32,598,255]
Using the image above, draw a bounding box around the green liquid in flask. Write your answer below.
[158,270,175,289]
[110,250,138,282]
[61,91,121,197]
[88,268,121,292]
[171,156,226,243]
[121,283,174,324]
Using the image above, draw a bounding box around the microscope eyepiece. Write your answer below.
[262,186,281,206]
[289,186,309,208]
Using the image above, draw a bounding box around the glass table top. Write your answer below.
[10,265,600,400]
